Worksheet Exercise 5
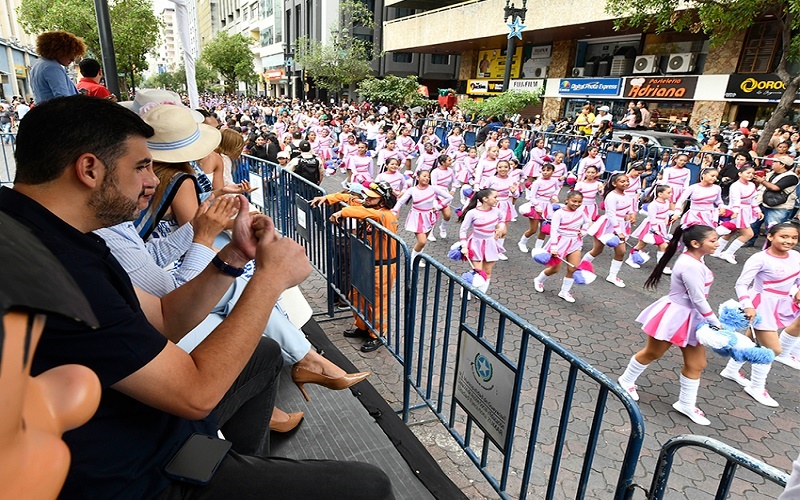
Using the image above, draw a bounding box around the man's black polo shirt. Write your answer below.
[0,187,213,499]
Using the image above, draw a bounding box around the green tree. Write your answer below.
[174,61,218,92]
[357,75,428,106]
[605,0,799,154]
[459,90,542,120]
[142,71,180,90]
[17,0,162,94]
[295,0,377,94]
[200,32,256,93]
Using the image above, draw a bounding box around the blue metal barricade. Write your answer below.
[403,254,645,499]
[0,135,15,186]
[648,435,789,499]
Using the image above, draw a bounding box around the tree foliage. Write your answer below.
[17,0,161,92]
[295,0,378,93]
[459,90,542,120]
[606,0,800,154]
[357,75,428,106]
[200,32,257,93]
[143,61,217,92]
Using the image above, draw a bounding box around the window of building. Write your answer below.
[431,54,449,65]
[737,21,780,73]
[393,52,413,63]
[260,27,274,47]
[259,0,272,17]
[394,7,414,19]
[274,0,282,42]
[251,4,258,20]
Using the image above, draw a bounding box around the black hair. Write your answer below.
[628,161,646,173]
[645,224,716,290]
[435,153,451,168]
[78,58,102,78]
[641,184,671,204]
[565,190,583,200]
[299,140,311,152]
[540,162,555,172]
[15,95,154,185]
[458,188,495,222]
[699,166,719,179]
[764,221,800,250]
[603,172,627,198]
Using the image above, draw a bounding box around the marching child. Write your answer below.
[522,137,548,182]
[617,225,721,426]
[474,145,500,188]
[630,185,674,274]
[533,191,590,302]
[712,165,762,264]
[374,158,409,197]
[430,154,456,240]
[674,167,723,228]
[518,163,560,252]
[574,165,603,222]
[661,153,692,208]
[458,188,507,295]
[484,160,520,260]
[576,146,606,180]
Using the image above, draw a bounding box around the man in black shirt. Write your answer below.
[1,96,393,499]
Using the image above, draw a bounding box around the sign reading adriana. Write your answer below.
[623,76,698,100]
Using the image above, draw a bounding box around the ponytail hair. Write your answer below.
[644,224,716,290]
[435,153,451,168]
[459,188,495,222]
[642,184,671,204]
[603,172,626,198]
[764,221,800,250]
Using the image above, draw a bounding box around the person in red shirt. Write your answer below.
[76,58,116,101]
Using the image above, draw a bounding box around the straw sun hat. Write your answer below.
[140,104,221,163]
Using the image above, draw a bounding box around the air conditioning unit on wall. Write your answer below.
[632,55,659,75]
[667,53,697,73]
[531,64,549,78]
[571,67,585,77]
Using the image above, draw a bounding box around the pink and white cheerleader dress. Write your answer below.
[577,155,605,180]
[414,151,439,176]
[525,177,560,220]
[523,146,548,178]
[374,170,409,195]
[396,135,416,159]
[631,199,671,242]
[485,175,519,222]
[676,184,722,227]
[431,167,456,208]
[474,157,500,188]
[446,134,464,156]
[457,156,479,186]
[377,148,403,171]
[552,161,568,188]
[547,208,590,258]
[347,154,373,184]
[418,133,441,149]
[736,250,800,331]
[588,191,635,239]
[497,147,515,164]
[625,174,642,207]
[574,180,602,221]
[394,185,453,233]
[317,135,335,160]
[339,142,359,162]
[728,180,761,229]
[459,207,506,262]
[637,253,720,347]
[661,167,691,204]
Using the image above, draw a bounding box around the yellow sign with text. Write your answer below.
[476,48,523,79]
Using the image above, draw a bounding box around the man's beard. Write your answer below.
[88,174,140,228]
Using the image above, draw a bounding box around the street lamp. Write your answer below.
[502,0,527,93]
[284,45,295,98]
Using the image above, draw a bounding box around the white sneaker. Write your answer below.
[618,378,639,401]
[518,241,529,253]
[744,386,779,407]
[498,253,508,261]
[774,354,800,370]
[439,228,447,238]
[624,256,641,269]
[427,234,437,242]
[721,253,737,265]
[606,276,626,288]
[638,252,651,264]
[720,368,750,388]
[672,402,711,426]
[662,266,672,275]
[534,280,544,293]
[558,291,575,303]
[510,217,518,222]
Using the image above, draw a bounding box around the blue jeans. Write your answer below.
[747,207,793,245]
[1,122,13,143]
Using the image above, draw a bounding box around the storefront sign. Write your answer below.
[468,79,504,95]
[14,65,26,78]
[264,69,284,81]
[476,48,523,79]
[454,330,516,451]
[558,78,621,96]
[725,73,800,100]
[508,79,544,92]
[623,76,697,100]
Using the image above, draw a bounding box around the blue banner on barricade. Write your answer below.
[0,134,15,186]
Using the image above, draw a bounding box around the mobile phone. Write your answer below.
[164,433,232,485]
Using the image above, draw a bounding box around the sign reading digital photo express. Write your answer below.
[725,74,800,101]
[623,76,697,100]
[558,78,621,96]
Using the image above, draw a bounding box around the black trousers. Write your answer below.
[157,337,395,499]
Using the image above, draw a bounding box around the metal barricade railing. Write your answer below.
[403,254,645,499]
[647,435,789,499]
[0,134,15,186]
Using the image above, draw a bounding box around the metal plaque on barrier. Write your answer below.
[249,172,265,212]
[349,233,374,303]
[294,194,310,241]
[454,329,516,452]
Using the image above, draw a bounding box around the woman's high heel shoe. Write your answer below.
[269,411,304,433]
[291,365,371,402]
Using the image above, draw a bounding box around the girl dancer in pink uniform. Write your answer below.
[518,163,560,252]
[522,137,548,181]
[430,154,456,240]
[618,224,721,426]
[396,127,416,171]
[445,126,464,156]
[474,145,500,188]
[458,188,507,295]
[583,173,637,287]
[414,142,440,177]
[496,137,515,164]
[484,160,519,260]
[551,151,568,188]
[674,167,723,229]
[376,139,404,174]
[720,222,800,407]
[661,153,692,207]
[346,142,373,184]
[713,165,762,264]
[317,128,336,160]
[374,158,409,197]
[392,170,453,266]
[533,191,590,302]
[576,146,606,180]
[630,185,675,274]
[574,165,603,222]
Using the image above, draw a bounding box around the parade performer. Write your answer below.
[484,160,520,260]
[518,163,560,252]
[630,185,675,274]
[661,153,692,207]
[392,170,453,266]
[317,127,336,160]
[674,167,723,228]
[430,154,457,240]
[458,188,507,295]
[374,158,409,197]
[576,146,606,181]
[376,139,404,174]
[712,165,762,264]
[496,137,515,163]
[345,141,373,184]
[445,126,464,156]
[414,141,440,177]
[574,164,604,222]
[474,145,500,188]
[522,137,548,181]
[624,162,646,207]
[551,151,568,188]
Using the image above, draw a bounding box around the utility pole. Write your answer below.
[502,0,527,93]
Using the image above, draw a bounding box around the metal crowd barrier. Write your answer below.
[647,435,789,499]
[404,254,645,499]
[0,134,15,186]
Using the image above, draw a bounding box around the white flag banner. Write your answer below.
[170,0,199,108]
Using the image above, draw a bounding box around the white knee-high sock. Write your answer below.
[678,374,700,408]
[535,270,548,284]
[582,253,595,263]
[619,356,649,386]
[534,238,545,249]
[713,237,731,256]
[724,359,746,374]
[790,334,800,358]
[750,362,773,390]
[779,331,799,357]
[560,277,574,294]
[479,279,490,294]
[656,251,665,263]
[722,239,745,257]
[519,234,530,245]
[411,250,420,264]
[440,219,449,230]
[497,238,505,248]
[608,259,623,279]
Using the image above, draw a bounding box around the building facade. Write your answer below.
[0,0,38,100]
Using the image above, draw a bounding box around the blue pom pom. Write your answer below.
[573,270,586,285]
[552,203,561,212]
[632,250,645,265]
[741,346,775,364]
[448,248,464,261]
[719,305,750,331]
[604,235,621,248]
[533,252,553,265]
[461,271,474,284]
[333,147,339,153]
[641,202,650,212]
[462,186,474,197]
[365,151,372,157]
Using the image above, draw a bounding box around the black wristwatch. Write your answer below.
[211,255,245,277]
